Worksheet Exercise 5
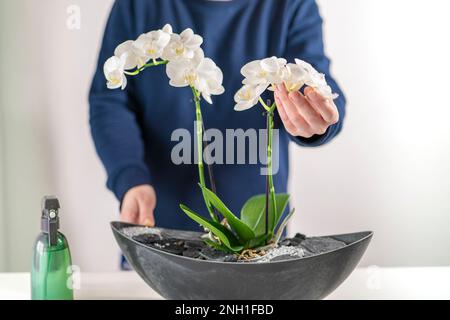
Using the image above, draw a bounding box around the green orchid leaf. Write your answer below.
[179,204,244,252]
[203,239,230,252]
[274,193,290,228]
[240,193,290,237]
[199,185,255,242]
[274,208,295,245]
[240,195,271,237]
[246,233,270,249]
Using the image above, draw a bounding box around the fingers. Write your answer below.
[275,85,313,137]
[275,84,339,138]
[120,185,157,227]
[275,93,315,138]
[288,91,329,135]
[137,192,156,227]
[275,85,321,137]
[304,87,339,124]
[274,94,299,136]
[120,196,139,224]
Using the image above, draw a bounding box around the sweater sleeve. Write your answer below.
[283,0,346,147]
[89,0,151,202]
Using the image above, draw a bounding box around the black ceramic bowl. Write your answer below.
[111,221,372,300]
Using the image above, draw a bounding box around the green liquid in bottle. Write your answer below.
[31,232,73,300]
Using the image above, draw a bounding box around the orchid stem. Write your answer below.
[202,121,221,222]
[265,112,270,243]
[259,97,271,112]
[124,59,168,76]
[262,100,277,244]
[191,86,219,223]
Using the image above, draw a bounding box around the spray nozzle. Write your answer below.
[41,196,60,246]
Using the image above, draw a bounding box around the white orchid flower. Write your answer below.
[166,50,224,104]
[241,56,287,88]
[161,23,173,35]
[317,81,339,100]
[134,24,173,61]
[114,40,148,70]
[295,58,338,100]
[234,56,338,111]
[295,59,327,87]
[104,55,127,90]
[194,58,225,104]
[162,28,204,61]
[234,56,287,110]
[280,63,307,93]
[234,84,267,111]
[104,24,225,103]
[166,49,204,87]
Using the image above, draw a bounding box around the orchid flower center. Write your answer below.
[146,47,156,55]
[185,72,197,85]
[109,76,121,85]
[258,71,268,78]
[238,89,253,101]
[175,46,185,56]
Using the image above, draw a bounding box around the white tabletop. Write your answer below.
[1,267,450,300]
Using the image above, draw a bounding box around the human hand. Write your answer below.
[274,84,339,138]
[120,185,157,227]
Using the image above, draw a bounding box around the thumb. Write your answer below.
[138,197,156,227]
[120,198,139,224]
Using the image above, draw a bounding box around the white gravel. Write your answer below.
[255,246,305,263]
[122,226,161,238]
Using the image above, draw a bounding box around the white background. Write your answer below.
[1,0,449,272]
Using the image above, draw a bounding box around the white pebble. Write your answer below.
[122,226,161,238]
[256,246,304,263]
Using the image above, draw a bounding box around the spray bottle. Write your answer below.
[31,196,73,300]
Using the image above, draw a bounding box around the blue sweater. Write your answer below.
[89,0,346,231]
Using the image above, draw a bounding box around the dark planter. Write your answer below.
[111,221,372,300]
